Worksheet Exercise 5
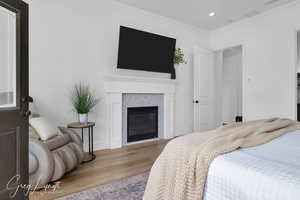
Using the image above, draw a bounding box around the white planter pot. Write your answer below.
[78,113,88,124]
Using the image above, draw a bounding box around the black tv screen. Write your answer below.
[117,26,177,79]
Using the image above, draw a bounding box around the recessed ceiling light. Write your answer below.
[209,12,215,17]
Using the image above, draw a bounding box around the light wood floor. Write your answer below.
[30,139,168,200]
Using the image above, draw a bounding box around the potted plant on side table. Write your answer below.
[70,83,99,124]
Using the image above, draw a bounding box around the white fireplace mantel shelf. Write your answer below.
[104,74,177,84]
[104,74,177,94]
[104,74,176,149]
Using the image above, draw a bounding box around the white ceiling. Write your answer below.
[115,0,297,30]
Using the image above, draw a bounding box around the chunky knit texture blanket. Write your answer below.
[143,118,300,200]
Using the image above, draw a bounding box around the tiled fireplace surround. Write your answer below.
[104,75,176,149]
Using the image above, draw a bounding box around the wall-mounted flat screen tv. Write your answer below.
[117,26,177,79]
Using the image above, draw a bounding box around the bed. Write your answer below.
[204,130,300,200]
[144,119,300,200]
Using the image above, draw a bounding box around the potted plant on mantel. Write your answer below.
[174,48,187,65]
[70,83,100,124]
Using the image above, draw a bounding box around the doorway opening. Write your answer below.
[215,45,243,125]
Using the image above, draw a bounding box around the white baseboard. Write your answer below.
[93,140,108,151]
[174,129,193,137]
[82,140,108,152]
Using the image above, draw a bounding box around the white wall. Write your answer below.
[26,0,209,149]
[210,1,300,121]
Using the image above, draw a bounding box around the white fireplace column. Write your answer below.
[105,75,176,149]
[163,93,175,139]
[107,92,123,149]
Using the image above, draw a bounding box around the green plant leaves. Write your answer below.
[70,83,100,114]
[174,48,187,65]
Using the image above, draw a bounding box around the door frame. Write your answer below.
[0,0,29,199]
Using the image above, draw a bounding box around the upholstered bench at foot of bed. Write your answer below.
[29,129,84,188]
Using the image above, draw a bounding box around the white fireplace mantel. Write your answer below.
[104,74,176,149]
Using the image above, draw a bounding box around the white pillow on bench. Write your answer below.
[29,117,60,140]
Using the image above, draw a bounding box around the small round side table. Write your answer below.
[67,122,96,163]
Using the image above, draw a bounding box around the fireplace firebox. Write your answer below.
[127,106,158,143]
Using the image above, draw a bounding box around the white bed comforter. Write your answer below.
[204,130,300,200]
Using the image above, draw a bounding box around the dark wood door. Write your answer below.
[0,0,29,199]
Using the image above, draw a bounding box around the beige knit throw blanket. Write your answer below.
[143,118,300,200]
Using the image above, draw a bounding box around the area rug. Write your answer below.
[56,172,149,200]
